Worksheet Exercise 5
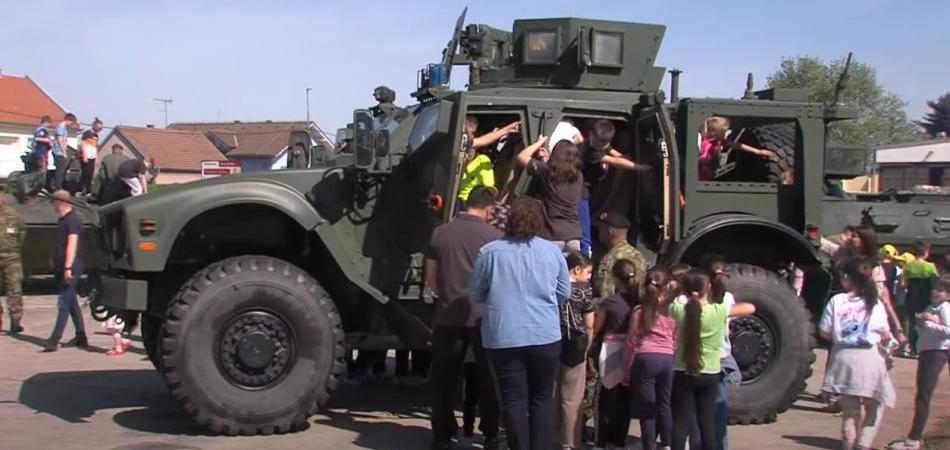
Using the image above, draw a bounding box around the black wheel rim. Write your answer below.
[730,313,777,383]
[216,310,296,390]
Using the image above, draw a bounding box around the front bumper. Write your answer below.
[99,275,149,312]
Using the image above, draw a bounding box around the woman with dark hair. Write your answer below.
[469,197,571,450]
[669,268,755,450]
[820,258,896,450]
[517,135,584,252]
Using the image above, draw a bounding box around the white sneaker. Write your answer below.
[888,438,922,450]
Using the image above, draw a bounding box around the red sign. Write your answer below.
[201,160,241,179]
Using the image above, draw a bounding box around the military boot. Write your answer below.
[42,340,60,352]
[9,319,23,334]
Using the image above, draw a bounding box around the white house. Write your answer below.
[0,73,72,177]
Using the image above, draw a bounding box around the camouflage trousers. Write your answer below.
[0,255,23,322]
[581,357,601,441]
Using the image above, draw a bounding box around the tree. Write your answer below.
[767,56,923,147]
[917,93,950,138]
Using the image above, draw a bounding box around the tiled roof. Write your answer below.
[0,74,67,126]
[113,126,226,172]
[169,121,333,158]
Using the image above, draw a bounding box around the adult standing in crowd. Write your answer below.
[95,144,130,204]
[595,213,646,298]
[43,190,87,352]
[425,186,503,450]
[0,194,25,334]
[51,113,77,191]
[78,118,102,196]
[115,157,149,201]
[470,197,570,450]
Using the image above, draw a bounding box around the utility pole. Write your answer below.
[153,98,173,127]
[305,87,312,124]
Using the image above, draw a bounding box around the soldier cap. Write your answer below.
[601,212,631,229]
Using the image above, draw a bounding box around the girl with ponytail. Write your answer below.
[820,258,895,450]
[623,268,676,450]
[669,267,755,450]
[591,259,639,449]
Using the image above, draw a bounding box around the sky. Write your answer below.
[1,0,947,133]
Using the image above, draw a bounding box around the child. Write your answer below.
[517,136,583,252]
[457,116,520,206]
[698,117,729,181]
[557,251,596,450]
[701,255,738,450]
[902,241,939,355]
[623,268,676,450]
[593,259,638,450]
[888,274,950,450]
[670,268,755,450]
[104,314,130,357]
[820,259,896,450]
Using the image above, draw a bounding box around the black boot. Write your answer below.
[42,339,60,352]
[9,319,23,334]
[65,335,89,349]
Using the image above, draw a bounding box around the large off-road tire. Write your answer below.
[737,124,796,183]
[725,264,815,425]
[141,314,162,370]
[159,255,345,435]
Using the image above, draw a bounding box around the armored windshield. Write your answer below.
[408,103,441,152]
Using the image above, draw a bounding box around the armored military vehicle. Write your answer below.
[91,11,947,435]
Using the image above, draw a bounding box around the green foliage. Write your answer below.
[767,55,924,147]
[917,93,950,138]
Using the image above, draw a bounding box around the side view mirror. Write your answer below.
[353,109,375,170]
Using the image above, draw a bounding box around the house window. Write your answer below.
[928,166,945,186]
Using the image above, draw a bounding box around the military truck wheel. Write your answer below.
[739,124,795,183]
[159,255,345,435]
[141,314,162,370]
[725,264,815,425]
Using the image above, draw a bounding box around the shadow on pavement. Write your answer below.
[18,369,204,436]
[781,435,840,449]
[5,331,147,356]
[314,380,434,449]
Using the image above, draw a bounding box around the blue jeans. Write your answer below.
[49,268,86,343]
[715,374,728,450]
[578,198,591,257]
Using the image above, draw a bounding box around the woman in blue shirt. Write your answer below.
[470,197,571,450]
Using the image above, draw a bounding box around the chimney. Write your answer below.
[146,124,155,128]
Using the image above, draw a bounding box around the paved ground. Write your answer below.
[1,293,947,450]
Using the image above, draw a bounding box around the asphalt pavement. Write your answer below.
[0,293,947,450]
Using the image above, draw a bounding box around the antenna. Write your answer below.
[153,98,173,127]
[833,52,853,106]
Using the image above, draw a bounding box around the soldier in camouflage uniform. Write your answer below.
[581,212,648,444]
[594,212,647,298]
[0,194,26,333]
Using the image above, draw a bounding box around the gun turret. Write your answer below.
[454,17,667,92]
